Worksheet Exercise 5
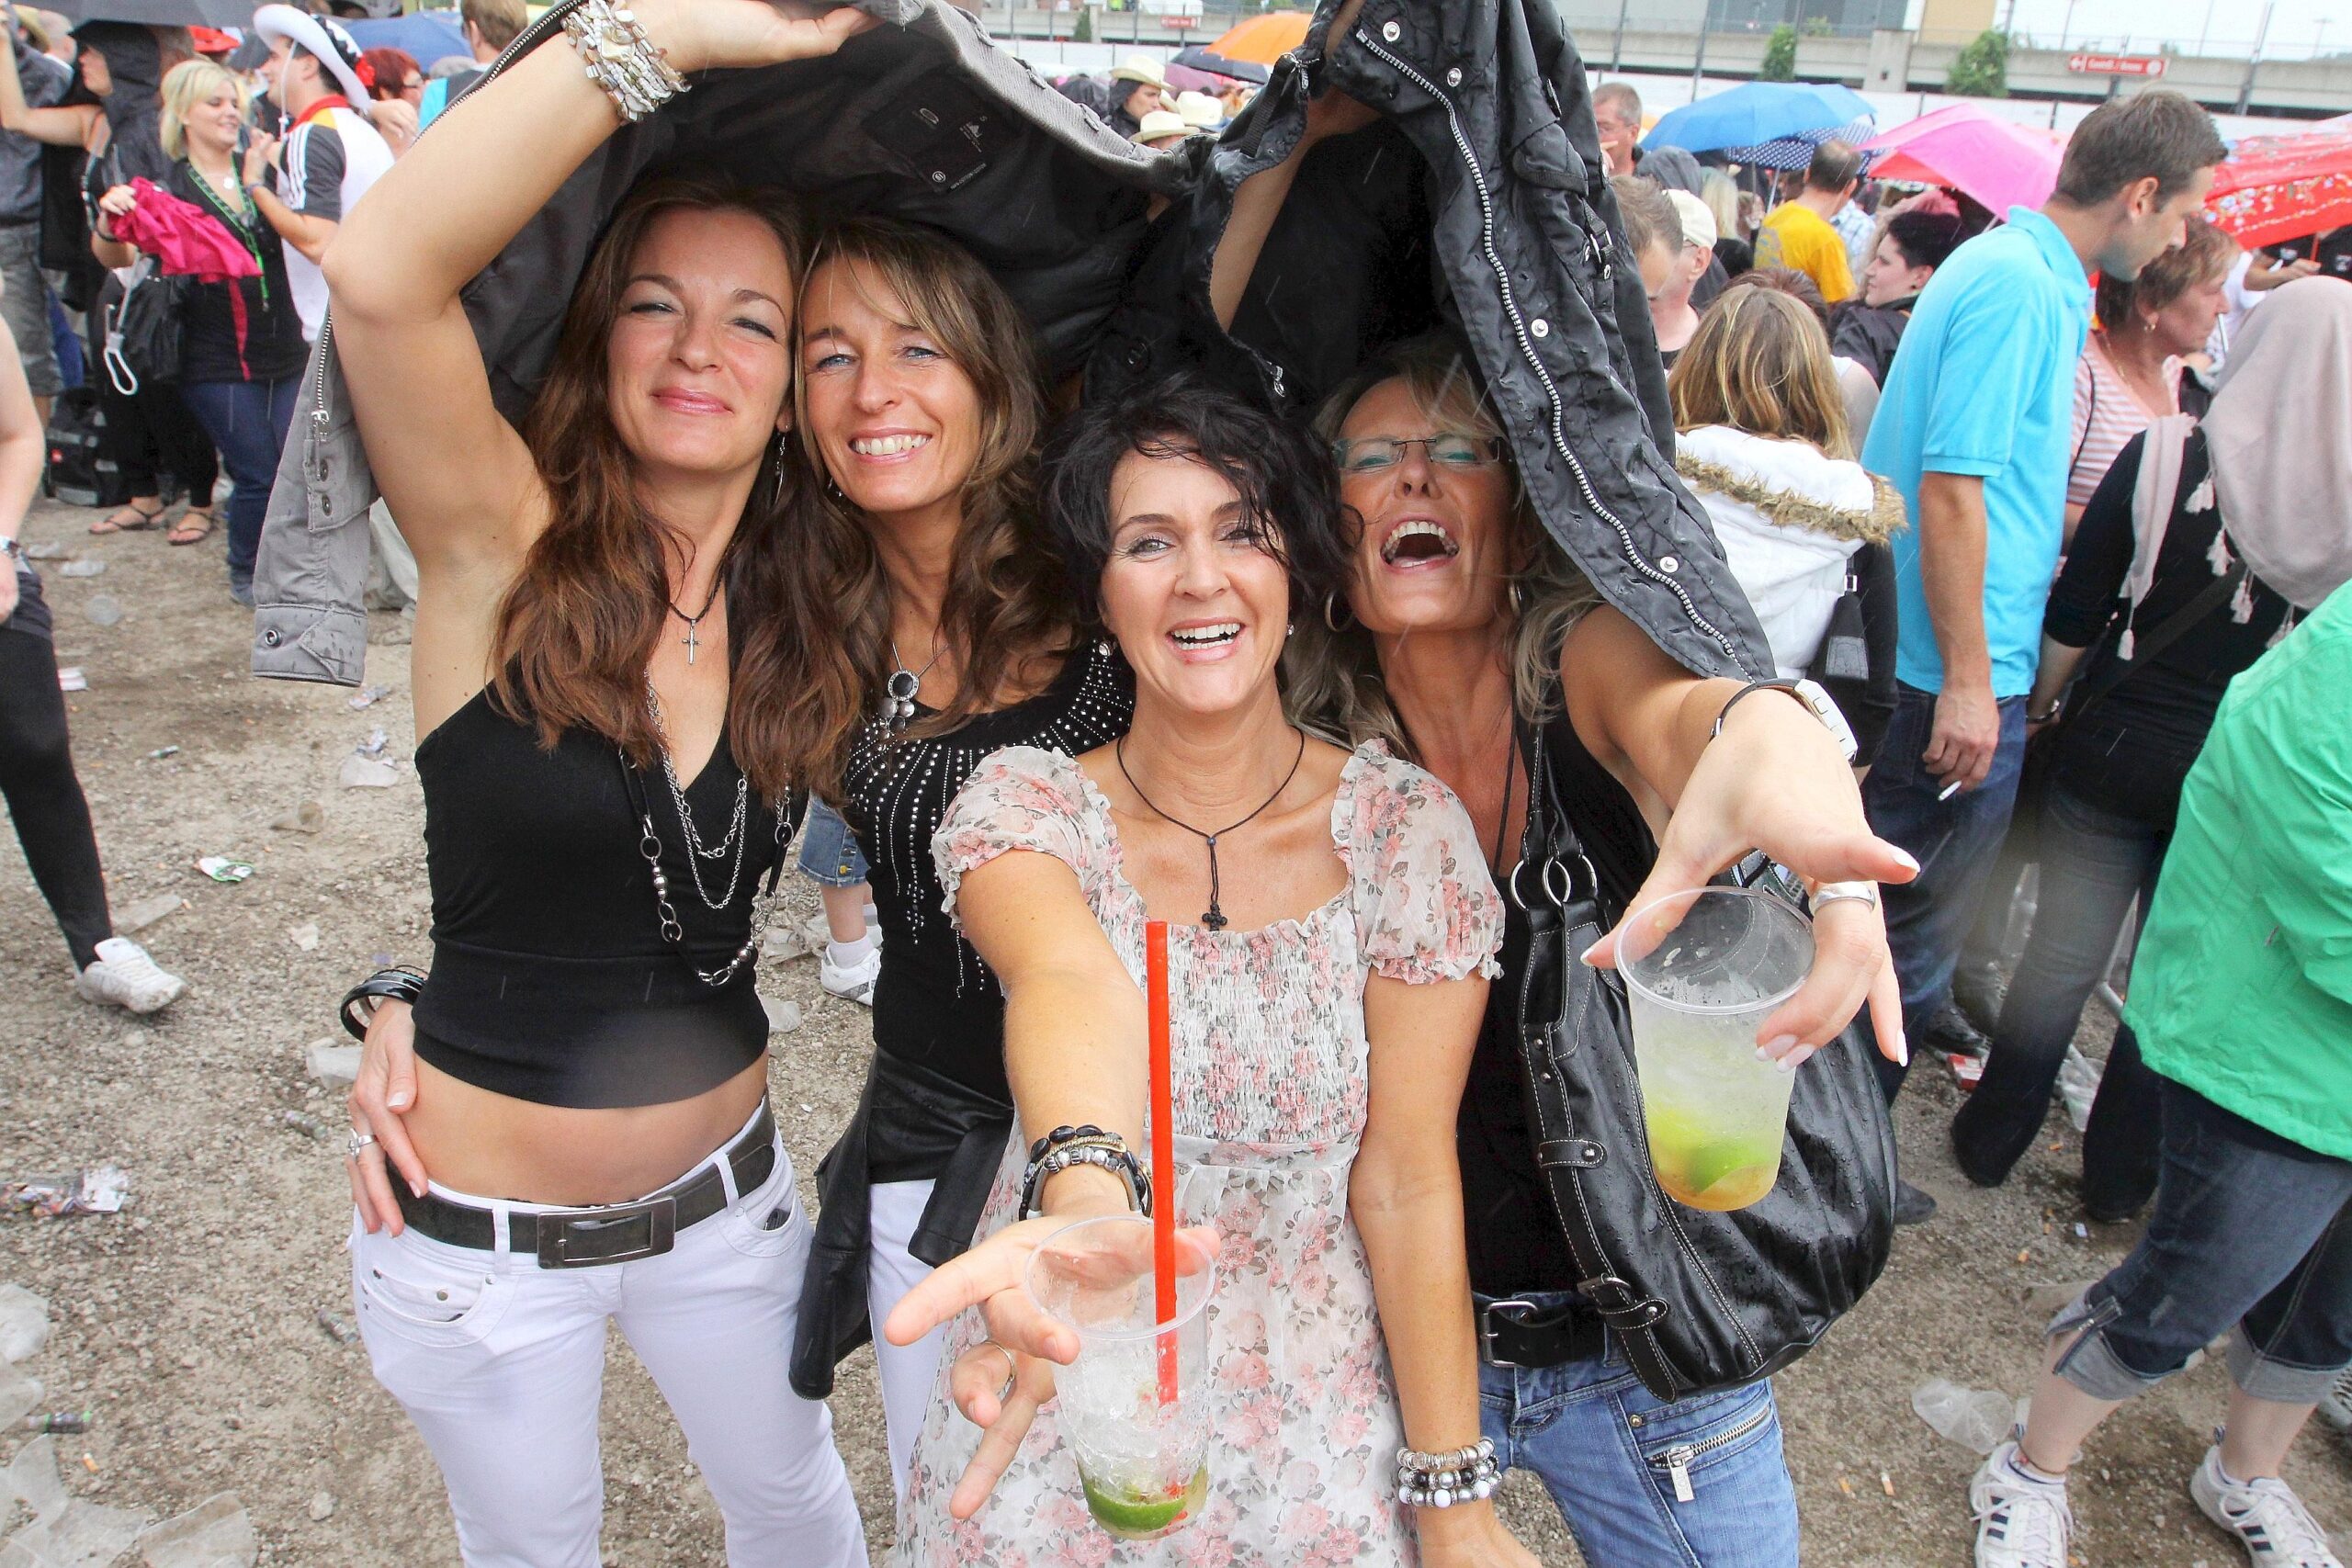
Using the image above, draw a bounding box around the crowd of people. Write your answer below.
[0,2,2347,1566]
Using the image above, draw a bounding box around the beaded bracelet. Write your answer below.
[1018,1124,1153,1218]
[1396,1437,1500,1508]
[562,0,687,124]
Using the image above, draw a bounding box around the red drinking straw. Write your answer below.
[1146,919,1179,1404]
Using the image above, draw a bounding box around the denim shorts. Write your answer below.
[2051,1077,2352,1404]
[796,799,868,887]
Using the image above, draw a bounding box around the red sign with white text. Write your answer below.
[2067,52,2168,76]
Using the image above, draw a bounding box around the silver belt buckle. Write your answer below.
[535,1195,678,1269]
[1479,1298,1537,1368]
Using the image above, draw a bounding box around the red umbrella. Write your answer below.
[2206,126,2352,250]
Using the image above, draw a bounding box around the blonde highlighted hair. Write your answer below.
[1668,283,1853,458]
[1290,333,1600,758]
[158,57,243,162]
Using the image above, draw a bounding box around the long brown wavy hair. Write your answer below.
[489,176,808,801]
[776,217,1079,801]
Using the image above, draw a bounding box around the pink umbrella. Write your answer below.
[111,177,260,282]
[1860,104,2064,218]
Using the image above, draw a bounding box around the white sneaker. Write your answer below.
[2317,1370,2352,1435]
[74,937,187,1015]
[1972,1440,2073,1568]
[820,944,880,1006]
[2190,1443,2345,1567]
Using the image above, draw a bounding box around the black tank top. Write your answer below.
[409,687,787,1110]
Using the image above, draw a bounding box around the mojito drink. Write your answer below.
[1620,886,1815,1213]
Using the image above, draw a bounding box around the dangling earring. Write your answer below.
[825,470,843,499]
[1285,622,1296,639]
[1095,637,1114,658]
[771,439,787,506]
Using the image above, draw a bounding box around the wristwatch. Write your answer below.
[1713,677,1860,764]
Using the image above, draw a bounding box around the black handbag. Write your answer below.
[100,254,186,396]
[1512,731,1897,1401]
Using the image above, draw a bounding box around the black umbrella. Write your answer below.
[46,0,263,31]
[1170,46,1268,85]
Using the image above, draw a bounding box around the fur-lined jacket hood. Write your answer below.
[1674,425,1906,547]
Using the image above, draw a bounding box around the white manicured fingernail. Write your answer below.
[1760,1033,1798,1060]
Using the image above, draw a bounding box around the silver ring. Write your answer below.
[983,1341,1017,1404]
[1811,881,1880,913]
[345,1129,377,1159]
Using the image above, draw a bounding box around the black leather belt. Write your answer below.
[392,1105,779,1269]
[1476,1295,1609,1369]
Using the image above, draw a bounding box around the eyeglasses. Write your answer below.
[1331,434,1506,473]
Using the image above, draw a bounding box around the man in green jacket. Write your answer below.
[1966,582,2352,1568]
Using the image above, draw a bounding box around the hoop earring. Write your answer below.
[1323,591,1351,633]
[1507,578,1524,617]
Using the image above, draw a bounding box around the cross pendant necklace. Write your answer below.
[669,576,724,666]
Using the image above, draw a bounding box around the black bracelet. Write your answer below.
[340,965,425,1041]
[1709,677,1804,740]
[1018,1124,1153,1219]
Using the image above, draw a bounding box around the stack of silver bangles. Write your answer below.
[562,0,687,123]
[1396,1437,1500,1507]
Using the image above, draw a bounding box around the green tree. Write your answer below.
[1946,28,2010,96]
[1072,6,1093,39]
[1760,24,1798,80]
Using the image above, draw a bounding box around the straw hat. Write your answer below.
[1132,107,1189,148]
[1108,53,1166,88]
[1174,89,1224,130]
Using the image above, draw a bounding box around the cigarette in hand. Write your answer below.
[1938,779,1964,802]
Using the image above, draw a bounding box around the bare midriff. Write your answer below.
[402,1055,771,1206]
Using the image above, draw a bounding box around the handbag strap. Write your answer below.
[2066,558,2246,731]
[1511,734,1685,1396]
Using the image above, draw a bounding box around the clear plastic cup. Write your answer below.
[1024,1213,1217,1540]
[1619,886,1815,1212]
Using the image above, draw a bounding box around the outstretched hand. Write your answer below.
[1582,693,1918,1067]
[882,1213,1220,1519]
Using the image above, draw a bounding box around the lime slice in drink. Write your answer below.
[1081,1465,1207,1540]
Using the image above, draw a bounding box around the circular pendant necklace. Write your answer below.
[1115,728,1308,931]
[882,637,944,733]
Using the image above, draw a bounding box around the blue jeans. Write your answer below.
[1860,681,2028,1099]
[1479,1314,1799,1567]
[1950,781,2165,1216]
[2052,1079,2352,1404]
[796,799,868,887]
[179,377,299,585]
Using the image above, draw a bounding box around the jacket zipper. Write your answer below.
[1647,1399,1773,1502]
[310,0,586,443]
[1350,28,1745,670]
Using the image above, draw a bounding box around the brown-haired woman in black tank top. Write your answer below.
[325,3,876,1562]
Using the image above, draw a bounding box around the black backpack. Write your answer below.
[100,256,186,396]
[43,386,127,509]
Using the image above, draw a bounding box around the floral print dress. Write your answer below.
[889,739,1504,1567]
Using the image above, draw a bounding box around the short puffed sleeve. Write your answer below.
[1343,744,1506,983]
[933,745,1110,929]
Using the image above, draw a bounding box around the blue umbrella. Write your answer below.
[1643,82,1875,156]
[345,11,470,69]
[1723,115,1880,170]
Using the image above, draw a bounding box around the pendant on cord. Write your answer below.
[1201,834,1227,931]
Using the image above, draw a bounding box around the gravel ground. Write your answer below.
[1,492,2345,1564]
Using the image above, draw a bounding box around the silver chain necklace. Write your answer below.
[645,678,749,905]
[881,637,945,733]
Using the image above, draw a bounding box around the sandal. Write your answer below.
[89,499,164,535]
[167,507,217,547]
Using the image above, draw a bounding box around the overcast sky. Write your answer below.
[1991,0,2340,58]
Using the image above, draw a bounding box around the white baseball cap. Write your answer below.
[1666,187,1717,254]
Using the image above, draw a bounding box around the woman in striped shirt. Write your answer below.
[2064,217,2233,537]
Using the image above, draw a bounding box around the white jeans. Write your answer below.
[350,1121,865,1568]
[868,1178,946,1499]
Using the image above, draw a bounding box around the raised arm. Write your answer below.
[0,35,96,148]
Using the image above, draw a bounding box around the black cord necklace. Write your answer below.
[1116,728,1308,931]
[668,575,723,665]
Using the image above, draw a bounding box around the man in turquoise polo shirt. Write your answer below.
[1858,90,2225,1226]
